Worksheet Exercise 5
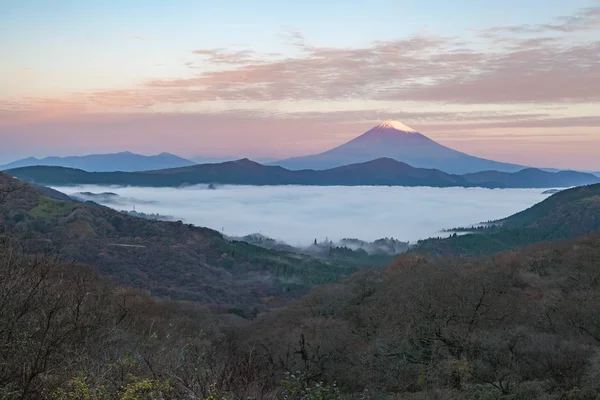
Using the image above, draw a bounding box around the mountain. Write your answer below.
[0,172,357,306]
[7,157,599,189]
[0,151,196,172]
[412,183,600,256]
[318,157,472,186]
[190,156,236,164]
[3,158,476,188]
[498,183,600,231]
[273,120,528,174]
[463,168,600,188]
[5,158,473,187]
[191,156,279,164]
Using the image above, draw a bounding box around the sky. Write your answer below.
[53,184,548,245]
[1,0,599,169]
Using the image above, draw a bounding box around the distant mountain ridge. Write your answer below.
[463,168,600,188]
[190,156,236,164]
[0,151,196,172]
[6,157,599,189]
[191,156,278,164]
[273,120,528,174]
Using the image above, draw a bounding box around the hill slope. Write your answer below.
[0,173,358,307]
[7,158,598,188]
[0,151,196,172]
[273,120,527,174]
[5,227,600,399]
[242,232,600,398]
[412,183,600,255]
[463,168,600,188]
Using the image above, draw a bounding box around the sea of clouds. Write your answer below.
[52,185,550,246]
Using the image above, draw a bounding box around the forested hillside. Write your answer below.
[3,232,600,399]
[0,173,361,308]
[4,174,600,399]
[412,184,600,256]
[7,158,599,189]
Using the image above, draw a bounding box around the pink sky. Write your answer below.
[1,2,599,169]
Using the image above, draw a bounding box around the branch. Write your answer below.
[0,182,27,206]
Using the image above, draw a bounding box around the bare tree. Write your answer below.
[0,180,26,206]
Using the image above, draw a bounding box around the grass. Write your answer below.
[29,196,75,221]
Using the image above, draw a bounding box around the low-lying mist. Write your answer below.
[55,185,550,246]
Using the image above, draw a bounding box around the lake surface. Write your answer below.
[52,185,550,246]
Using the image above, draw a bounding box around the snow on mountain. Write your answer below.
[375,120,418,132]
[272,121,527,174]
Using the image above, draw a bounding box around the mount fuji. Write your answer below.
[273,121,527,174]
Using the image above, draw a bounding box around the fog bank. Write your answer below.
[52,185,550,246]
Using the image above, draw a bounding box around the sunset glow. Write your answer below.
[1,0,599,169]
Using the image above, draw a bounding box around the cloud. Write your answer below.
[0,104,570,134]
[146,34,460,102]
[191,48,266,65]
[124,33,149,40]
[394,40,600,103]
[289,30,305,41]
[277,109,554,125]
[479,6,600,34]
[284,28,306,46]
[418,116,600,131]
[2,5,599,169]
[542,6,600,32]
[3,5,599,116]
[130,7,599,106]
[50,184,548,246]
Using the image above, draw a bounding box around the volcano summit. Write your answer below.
[273,121,526,174]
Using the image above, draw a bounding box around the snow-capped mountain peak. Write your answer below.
[272,120,527,173]
[375,120,417,133]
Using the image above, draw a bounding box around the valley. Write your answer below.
[3,172,600,399]
[49,184,549,246]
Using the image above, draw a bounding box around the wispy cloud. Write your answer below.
[1,5,599,169]
[478,5,600,34]
[1,5,597,115]
[160,34,598,104]
[123,33,150,41]
[423,116,600,131]
[190,48,267,65]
